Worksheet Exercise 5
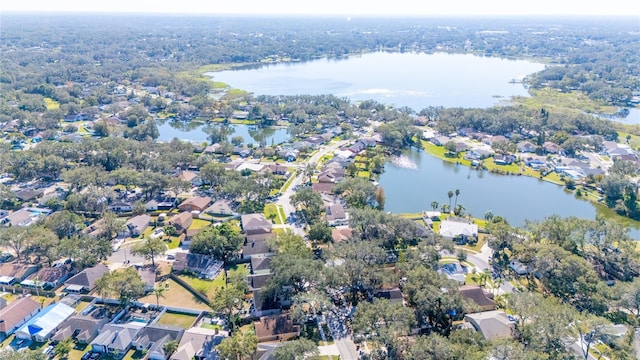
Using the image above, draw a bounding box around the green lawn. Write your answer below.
[190,218,212,230]
[157,311,199,329]
[281,174,297,193]
[66,342,91,360]
[201,323,223,330]
[178,271,227,300]
[167,236,181,249]
[44,97,60,110]
[515,87,618,115]
[264,203,284,224]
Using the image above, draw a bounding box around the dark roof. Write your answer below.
[29,266,70,284]
[243,241,271,257]
[311,182,335,194]
[13,189,44,202]
[325,204,346,222]
[173,253,223,280]
[374,288,403,301]
[250,256,272,273]
[254,314,300,340]
[459,285,496,312]
[248,273,272,291]
[65,264,109,290]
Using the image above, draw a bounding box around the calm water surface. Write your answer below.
[208,52,545,110]
[378,149,640,237]
[157,122,290,145]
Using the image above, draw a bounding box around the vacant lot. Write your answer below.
[138,278,210,311]
[157,311,199,328]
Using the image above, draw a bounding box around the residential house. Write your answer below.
[509,260,531,276]
[91,323,143,358]
[132,324,185,360]
[22,265,72,290]
[0,262,38,283]
[175,170,203,187]
[493,154,515,165]
[325,203,348,226]
[184,228,203,247]
[439,262,466,284]
[517,141,537,153]
[541,141,561,154]
[465,310,514,340]
[109,201,133,213]
[0,297,5,309]
[15,302,75,342]
[483,135,507,146]
[0,297,41,339]
[146,198,175,212]
[172,253,223,280]
[241,214,273,236]
[126,214,151,237]
[263,164,288,176]
[345,141,365,154]
[83,219,108,238]
[312,182,335,194]
[178,196,212,213]
[51,310,109,344]
[2,208,42,227]
[235,163,265,173]
[13,189,44,202]
[170,327,227,360]
[467,148,492,160]
[246,232,276,244]
[254,314,301,342]
[137,267,156,293]
[250,255,272,275]
[63,264,110,294]
[248,273,272,292]
[206,200,234,216]
[459,285,496,312]
[252,289,280,317]
[242,240,273,259]
[431,136,451,146]
[168,212,193,234]
[373,288,404,305]
[439,218,478,244]
[331,227,353,243]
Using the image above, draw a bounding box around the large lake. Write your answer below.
[378,149,640,237]
[208,52,545,110]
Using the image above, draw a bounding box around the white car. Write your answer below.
[150,229,165,239]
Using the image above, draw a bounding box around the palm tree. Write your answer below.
[454,189,460,207]
[163,340,179,357]
[484,210,494,222]
[447,190,454,210]
[33,277,41,297]
[153,286,166,309]
[430,201,439,211]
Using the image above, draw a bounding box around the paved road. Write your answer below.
[334,338,359,360]
[276,140,348,237]
[462,243,515,294]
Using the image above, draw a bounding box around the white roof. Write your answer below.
[16,302,75,339]
[439,219,478,238]
[0,275,14,283]
[235,163,264,172]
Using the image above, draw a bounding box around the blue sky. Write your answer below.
[3,0,638,16]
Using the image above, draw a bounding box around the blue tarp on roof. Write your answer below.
[16,302,75,340]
